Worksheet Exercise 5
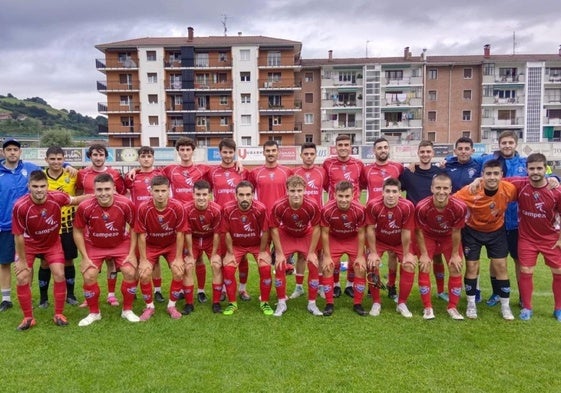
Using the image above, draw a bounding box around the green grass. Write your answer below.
[1,255,561,393]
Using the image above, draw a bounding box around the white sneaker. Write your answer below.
[466,302,478,319]
[423,307,435,320]
[78,313,101,327]
[501,305,515,321]
[369,303,381,317]
[307,303,323,316]
[289,286,305,299]
[447,308,465,320]
[273,302,287,317]
[121,310,140,323]
[396,303,413,318]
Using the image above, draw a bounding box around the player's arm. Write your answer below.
[13,234,30,277]
[73,226,94,273]
[366,224,381,269]
[306,225,321,267]
[68,194,91,205]
[449,228,463,272]
[415,228,431,271]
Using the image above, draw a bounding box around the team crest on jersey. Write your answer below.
[468,168,476,178]
[533,191,540,200]
[241,215,247,224]
[22,169,28,177]
[341,214,348,222]
[40,209,47,217]
[102,213,110,221]
[199,215,206,223]
[489,202,495,210]
[65,177,71,184]
[342,165,347,172]
[305,173,311,180]
[388,212,393,220]
[292,214,299,222]
[157,215,164,223]
[269,173,275,180]
[436,215,443,223]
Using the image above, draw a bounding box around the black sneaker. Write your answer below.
[182,303,194,315]
[197,292,208,303]
[212,303,222,313]
[333,286,342,298]
[0,300,13,312]
[154,291,165,303]
[353,304,367,316]
[38,300,49,309]
[323,303,334,316]
[344,286,355,298]
[66,296,79,306]
[387,285,397,301]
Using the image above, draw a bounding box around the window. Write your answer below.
[197,96,208,109]
[241,115,251,125]
[120,117,133,127]
[305,134,313,143]
[267,51,281,66]
[272,116,282,126]
[220,117,229,126]
[339,71,357,83]
[149,137,159,147]
[268,95,282,107]
[463,90,472,100]
[119,74,132,86]
[428,90,437,101]
[195,53,209,67]
[428,111,437,122]
[462,131,471,138]
[305,93,313,104]
[148,116,159,126]
[547,109,561,119]
[498,110,516,121]
[148,94,158,104]
[218,52,228,62]
[269,136,282,145]
[428,69,438,80]
[240,49,250,61]
[195,73,209,85]
[268,72,282,82]
[499,67,518,80]
[174,96,182,105]
[240,72,250,82]
[219,96,228,105]
[196,117,207,126]
[463,68,473,79]
[385,70,403,81]
[197,137,211,147]
[427,132,436,142]
[170,74,182,88]
[241,94,251,103]
[216,73,228,83]
[147,73,157,83]
[146,51,156,61]
[120,95,131,106]
[462,111,472,121]
[304,113,314,124]
[241,136,251,146]
[304,72,314,83]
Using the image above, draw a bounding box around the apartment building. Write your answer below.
[96,28,561,147]
[95,27,302,147]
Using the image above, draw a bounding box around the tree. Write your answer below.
[40,129,73,147]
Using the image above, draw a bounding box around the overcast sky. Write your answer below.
[1,0,561,118]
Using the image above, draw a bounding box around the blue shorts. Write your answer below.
[0,232,15,264]
[462,225,508,261]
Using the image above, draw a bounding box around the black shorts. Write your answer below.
[60,230,78,261]
[462,225,508,261]
[506,229,518,260]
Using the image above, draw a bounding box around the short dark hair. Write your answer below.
[455,137,473,148]
[498,130,518,144]
[301,142,316,151]
[418,140,433,150]
[86,143,108,159]
[94,173,114,184]
[383,177,401,190]
[219,138,236,151]
[335,180,353,193]
[150,175,169,188]
[138,146,154,156]
[263,140,278,150]
[236,180,254,193]
[175,137,196,151]
[527,153,547,166]
[373,137,389,147]
[335,134,351,143]
[45,146,64,157]
[194,179,211,192]
[29,170,47,183]
[482,159,502,171]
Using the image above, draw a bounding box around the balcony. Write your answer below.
[260,79,302,90]
[190,82,233,91]
[321,120,362,130]
[102,126,141,136]
[481,117,524,126]
[543,117,561,125]
[384,76,423,86]
[482,74,525,84]
[97,81,139,92]
[482,96,524,105]
[98,102,140,114]
[95,58,138,70]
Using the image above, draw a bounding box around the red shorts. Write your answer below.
[278,229,320,257]
[23,238,65,267]
[375,241,411,262]
[146,243,180,265]
[327,235,361,262]
[192,236,214,261]
[232,246,268,264]
[518,236,561,269]
[414,235,463,262]
[86,240,132,269]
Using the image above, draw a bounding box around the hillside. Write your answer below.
[0,94,106,138]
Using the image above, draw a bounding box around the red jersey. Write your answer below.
[360,161,404,201]
[365,196,415,246]
[163,163,209,202]
[455,181,517,232]
[74,194,135,248]
[184,200,222,240]
[320,200,366,240]
[249,165,293,210]
[76,166,125,195]
[222,199,269,248]
[323,156,364,201]
[415,195,466,238]
[269,197,321,237]
[124,168,164,208]
[207,165,248,205]
[12,191,71,248]
[134,198,188,247]
[293,166,327,207]
[510,177,561,241]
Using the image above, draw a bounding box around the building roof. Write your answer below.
[96,35,302,52]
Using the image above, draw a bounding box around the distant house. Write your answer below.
[0,112,12,120]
